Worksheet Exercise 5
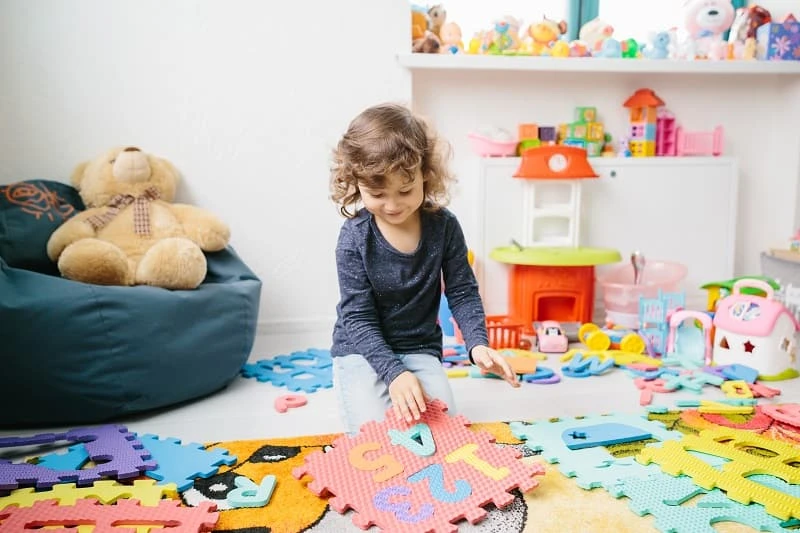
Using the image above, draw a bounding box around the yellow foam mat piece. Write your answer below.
[637,426,800,521]
[560,349,662,367]
[697,400,754,414]
[0,479,179,509]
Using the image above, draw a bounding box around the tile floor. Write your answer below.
[3,329,798,448]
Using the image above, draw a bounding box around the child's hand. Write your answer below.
[471,345,520,388]
[388,371,428,422]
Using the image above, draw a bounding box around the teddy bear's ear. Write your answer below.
[70,161,90,189]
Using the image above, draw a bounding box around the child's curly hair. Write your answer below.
[330,102,455,218]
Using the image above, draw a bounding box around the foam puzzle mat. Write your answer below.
[2,407,800,532]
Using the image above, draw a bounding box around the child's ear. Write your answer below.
[558,20,568,35]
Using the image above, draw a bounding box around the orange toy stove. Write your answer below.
[490,145,620,334]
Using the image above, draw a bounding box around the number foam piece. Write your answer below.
[292,399,544,532]
[0,425,156,491]
[137,435,237,492]
[510,413,681,490]
[0,498,218,532]
[561,423,653,450]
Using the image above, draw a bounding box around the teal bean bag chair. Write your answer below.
[0,179,261,427]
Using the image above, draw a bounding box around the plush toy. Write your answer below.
[683,0,735,58]
[46,146,230,290]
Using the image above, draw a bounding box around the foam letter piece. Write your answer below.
[389,423,436,457]
[561,423,653,450]
[274,394,307,413]
[293,399,543,532]
[721,380,754,399]
[0,425,156,491]
[226,475,277,508]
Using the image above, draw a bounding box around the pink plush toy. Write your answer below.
[683,0,735,58]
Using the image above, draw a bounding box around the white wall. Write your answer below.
[0,0,410,336]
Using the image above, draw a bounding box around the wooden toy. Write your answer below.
[292,399,543,531]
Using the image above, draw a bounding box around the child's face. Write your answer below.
[359,169,424,227]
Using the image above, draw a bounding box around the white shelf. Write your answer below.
[398,53,800,75]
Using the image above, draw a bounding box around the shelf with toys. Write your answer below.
[406,3,800,76]
[398,53,800,75]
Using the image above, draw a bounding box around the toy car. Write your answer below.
[536,320,569,353]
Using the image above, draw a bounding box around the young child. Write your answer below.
[329,102,520,435]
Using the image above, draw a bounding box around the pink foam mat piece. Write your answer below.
[0,425,156,491]
[292,399,544,532]
[0,498,218,532]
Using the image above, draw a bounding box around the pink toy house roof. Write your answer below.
[713,294,800,337]
[624,89,665,108]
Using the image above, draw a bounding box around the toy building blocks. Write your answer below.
[559,106,606,157]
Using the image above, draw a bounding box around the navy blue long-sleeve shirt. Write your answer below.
[331,207,490,386]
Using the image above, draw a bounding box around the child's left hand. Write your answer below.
[470,345,520,388]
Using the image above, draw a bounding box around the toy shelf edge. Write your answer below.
[398,53,800,75]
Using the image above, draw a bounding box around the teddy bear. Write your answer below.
[682,0,735,58]
[46,146,230,290]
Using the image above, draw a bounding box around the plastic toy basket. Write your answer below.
[485,315,525,349]
[761,252,800,287]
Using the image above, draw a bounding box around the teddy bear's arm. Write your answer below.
[46,211,99,261]
[170,204,231,252]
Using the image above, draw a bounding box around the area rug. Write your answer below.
[183,408,800,533]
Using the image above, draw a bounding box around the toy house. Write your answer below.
[623,88,664,157]
[712,279,800,380]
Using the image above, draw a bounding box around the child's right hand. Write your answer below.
[388,371,427,423]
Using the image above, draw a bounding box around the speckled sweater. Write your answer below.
[331,207,489,386]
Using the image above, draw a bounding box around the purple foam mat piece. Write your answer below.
[0,424,157,491]
[0,432,68,448]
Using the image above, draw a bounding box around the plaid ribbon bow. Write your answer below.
[86,187,160,236]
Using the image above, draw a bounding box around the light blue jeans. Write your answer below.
[333,353,456,435]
